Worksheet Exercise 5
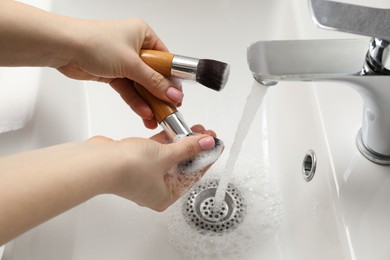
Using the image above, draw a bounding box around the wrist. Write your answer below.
[0,0,83,68]
[80,137,135,196]
[45,17,87,69]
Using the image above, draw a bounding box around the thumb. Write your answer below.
[168,134,216,163]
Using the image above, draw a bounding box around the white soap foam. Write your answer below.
[159,157,283,260]
[157,83,281,259]
[172,134,224,174]
[161,134,224,198]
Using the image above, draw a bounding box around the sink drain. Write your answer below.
[182,179,247,235]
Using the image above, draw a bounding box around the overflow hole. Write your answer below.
[302,150,316,182]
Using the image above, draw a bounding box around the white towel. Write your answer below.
[0,67,41,134]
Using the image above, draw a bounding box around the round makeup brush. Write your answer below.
[140,50,230,91]
[133,85,224,174]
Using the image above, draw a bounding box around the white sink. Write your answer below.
[0,67,89,259]
[4,0,389,259]
[2,0,293,259]
[247,0,390,259]
[294,1,390,259]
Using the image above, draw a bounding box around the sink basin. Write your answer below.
[247,0,390,259]
[2,0,294,259]
[0,66,89,259]
[293,1,390,259]
[4,0,389,259]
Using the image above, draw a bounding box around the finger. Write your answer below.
[86,135,114,143]
[170,78,183,107]
[190,124,206,133]
[170,78,183,91]
[138,20,169,52]
[110,78,154,120]
[203,130,217,138]
[190,125,217,137]
[150,126,217,144]
[167,134,216,163]
[142,33,169,52]
[149,130,171,144]
[143,118,158,130]
[128,57,184,105]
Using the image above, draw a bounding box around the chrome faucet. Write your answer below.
[247,0,390,165]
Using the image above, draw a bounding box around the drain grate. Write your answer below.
[182,179,247,235]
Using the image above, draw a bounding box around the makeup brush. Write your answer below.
[133,84,224,174]
[140,50,230,91]
[134,84,192,138]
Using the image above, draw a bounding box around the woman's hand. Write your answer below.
[0,125,220,244]
[57,18,184,129]
[88,125,217,211]
[0,1,183,128]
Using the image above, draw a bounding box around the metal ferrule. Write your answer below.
[160,111,192,140]
[171,55,199,79]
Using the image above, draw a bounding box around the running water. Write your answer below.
[159,81,283,260]
[213,82,268,211]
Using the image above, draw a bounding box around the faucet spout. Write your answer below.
[248,39,368,83]
[247,38,390,164]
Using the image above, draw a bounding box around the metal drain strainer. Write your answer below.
[182,179,247,235]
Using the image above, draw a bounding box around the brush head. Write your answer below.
[196,59,230,91]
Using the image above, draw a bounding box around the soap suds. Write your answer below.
[172,134,224,174]
[159,158,283,260]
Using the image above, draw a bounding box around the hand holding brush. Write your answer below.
[140,50,230,92]
[134,50,229,174]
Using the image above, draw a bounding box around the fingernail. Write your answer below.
[166,87,184,103]
[198,136,215,150]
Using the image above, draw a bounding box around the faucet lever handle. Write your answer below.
[309,0,390,41]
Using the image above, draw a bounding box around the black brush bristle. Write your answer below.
[196,59,230,91]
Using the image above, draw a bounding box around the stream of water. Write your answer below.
[213,83,269,210]
[160,82,283,260]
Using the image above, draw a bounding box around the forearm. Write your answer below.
[0,0,80,67]
[0,142,115,245]
[0,131,218,244]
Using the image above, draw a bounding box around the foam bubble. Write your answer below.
[157,83,278,259]
[173,134,224,174]
[158,157,283,260]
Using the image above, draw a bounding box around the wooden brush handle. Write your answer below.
[133,84,177,123]
[139,50,174,77]
[136,50,177,123]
